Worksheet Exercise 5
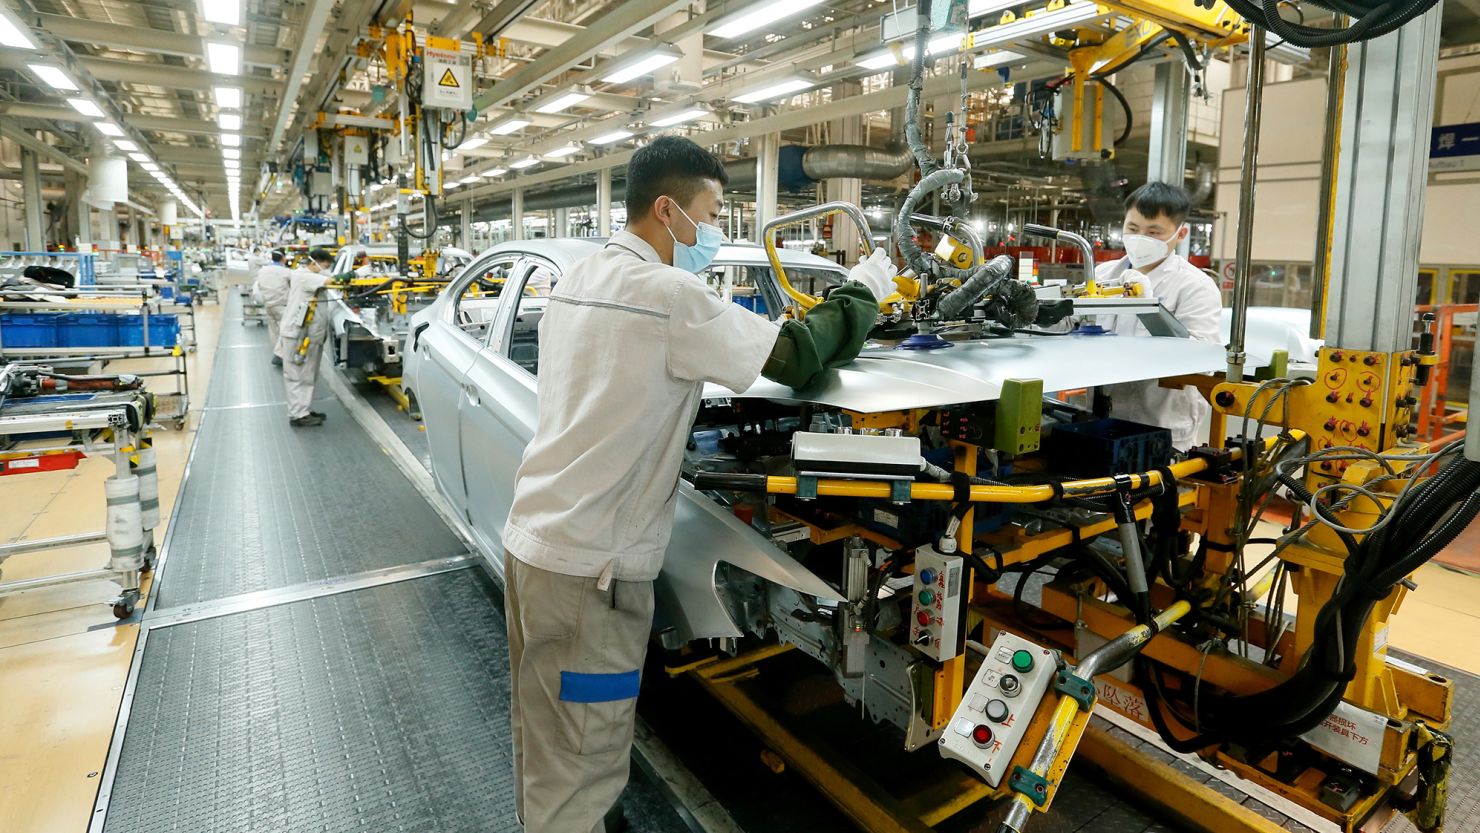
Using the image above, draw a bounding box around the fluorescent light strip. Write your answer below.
[857,34,962,70]
[708,0,824,39]
[534,90,591,114]
[201,0,242,26]
[543,144,581,159]
[445,180,461,189]
[490,117,531,135]
[600,50,680,85]
[128,152,149,163]
[733,77,814,104]
[95,122,124,137]
[114,140,139,151]
[218,113,241,130]
[28,64,78,91]
[67,98,105,118]
[458,175,480,184]
[590,129,634,145]
[481,167,508,178]
[222,148,241,159]
[221,133,241,147]
[214,85,242,108]
[206,42,240,75]
[509,156,539,169]
[461,135,489,151]
[0,13,35,49]
[649,107,708,128]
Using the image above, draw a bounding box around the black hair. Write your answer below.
[270,249,285,263]
[625,136,729,222]
[307,246,334,265]
[1124,181,1191,225]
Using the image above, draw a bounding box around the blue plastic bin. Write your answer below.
[63,313,122,347]
[118,314,180,347]
[0,313,61,349]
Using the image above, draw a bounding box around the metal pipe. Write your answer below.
[1022,224,1096,284]
[0,531,108,558]
[1309,40,1346,341]
[0,566,123,595]
[1228,32,1268,382]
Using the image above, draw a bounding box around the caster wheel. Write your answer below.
[112,601,135,619]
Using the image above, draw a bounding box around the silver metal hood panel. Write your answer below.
[707,335,1229,412]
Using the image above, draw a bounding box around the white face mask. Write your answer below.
[1121,225,1183,269]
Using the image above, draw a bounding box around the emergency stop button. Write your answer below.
[971,725,994,747]
[1011,649,1035,673]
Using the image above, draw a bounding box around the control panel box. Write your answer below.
[939,631,1057,786]
[909,547,963,661]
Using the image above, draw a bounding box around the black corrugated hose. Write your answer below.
[1222,0,1441,47]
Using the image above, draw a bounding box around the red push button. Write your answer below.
[971,725,993,747]
[916,611,931,626]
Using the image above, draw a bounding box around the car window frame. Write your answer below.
[493,254,562,375]
[444,250,524,348]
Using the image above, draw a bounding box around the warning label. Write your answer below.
[1300,700,1386,774]
[423,45,472,110]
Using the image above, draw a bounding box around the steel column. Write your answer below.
[596,167,612,237]
[1309,43,1347,340]
[20,145,44,250]
[511,188,524,241]
[755,133,780,236]
[1323,8,1442,353]
[1147,61,1189,187]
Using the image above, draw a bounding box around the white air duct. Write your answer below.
[160,198,178,226]
[87,154,128,209]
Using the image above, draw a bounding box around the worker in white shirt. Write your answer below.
[277,247,345,427]
[252,249,293,367]
[1094,182,1224,450]
[500,136,898,833]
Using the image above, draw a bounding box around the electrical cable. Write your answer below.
[1096,78,1134,148]
[1222,0,1442,48]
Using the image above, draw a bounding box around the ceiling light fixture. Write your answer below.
[708,0,824,39]
[222,147,241,159]
[543,144,582,159]
[67,98,105,118]
[444,180,462,189]
[94,122,124,137]
[458,175,480,184]
[114,140,139,151]
[128,152,149,163]
[142,162,160,172]
[599,45,682,84]
[220,132,241,147]
[27,64,78,91]
[648,106,709,128]
[200,0,241,26]
[534,85,593,114]
[0,9,35,49]
[206,42,241,75]
[481,167,508,178]
[490,117,531,135]
[218,113,241,130]
[214,85,242,109]
[590,129,634,145]
[509,156,539,169]
[732,75,815,104]
[856,33,964,70]
[460,135,489,151]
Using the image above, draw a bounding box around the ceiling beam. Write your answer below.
[0,123,90,176]
[267,0,337,157]
[0,103,268,140]
[0,52,286,96]
[471,0,691,112]
[32,13,290,69]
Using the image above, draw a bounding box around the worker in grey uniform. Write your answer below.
[500,136,898,833]
[276,247,342,427]
[252,249,292,367]
[1092,182,1223,450]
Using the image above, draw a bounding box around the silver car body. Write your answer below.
[403,238,1229,644]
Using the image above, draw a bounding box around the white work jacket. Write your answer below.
[275,268,331,359]
[252,263,292,309]
[502,230,782,582]
[1093,254,1224,450]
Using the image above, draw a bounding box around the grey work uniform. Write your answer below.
[500,230,781,832]
[276,269,331,419]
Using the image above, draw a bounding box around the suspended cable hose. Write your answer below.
[1222,0,1442,47]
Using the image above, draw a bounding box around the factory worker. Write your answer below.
[252,249,292,367]
[276,247,344,427]
[500,135,897,833]
[1094,182,1224,450]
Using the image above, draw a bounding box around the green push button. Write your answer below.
[918,590,936,605]
[1011,649,1035,673]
